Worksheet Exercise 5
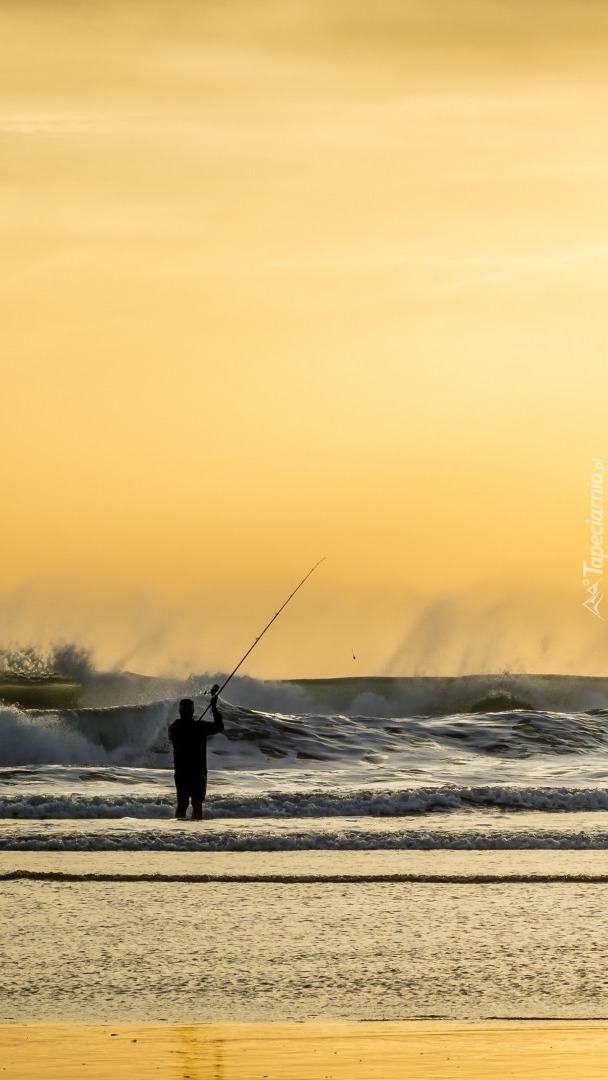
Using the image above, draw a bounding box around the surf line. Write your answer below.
[5,871,608,884]
[198,558,325,718]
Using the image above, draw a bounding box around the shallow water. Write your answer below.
[3,851,608,1022]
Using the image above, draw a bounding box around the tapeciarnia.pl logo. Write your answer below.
[582,458,606,620]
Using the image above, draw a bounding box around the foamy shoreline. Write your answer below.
[3,1021,608,1079]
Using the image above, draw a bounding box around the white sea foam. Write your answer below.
[0,705,110,766]
[0,702,172,767]
[5,785,608,820]
[3,816,608,851]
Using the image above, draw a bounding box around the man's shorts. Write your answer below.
[174,770,207,803]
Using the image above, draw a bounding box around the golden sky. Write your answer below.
[2,1,608,676]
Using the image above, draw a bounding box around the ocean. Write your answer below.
[3,671,608,1022]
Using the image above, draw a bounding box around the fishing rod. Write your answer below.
[197,558,325,719]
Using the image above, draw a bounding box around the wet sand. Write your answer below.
[3,1021,608,1079]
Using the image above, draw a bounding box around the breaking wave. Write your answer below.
[4,785,608,819]
[3,695,608,769]
[3,822,608,852]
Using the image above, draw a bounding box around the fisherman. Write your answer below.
[168,687,224,820]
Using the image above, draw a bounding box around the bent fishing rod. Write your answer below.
[198,558,325,719]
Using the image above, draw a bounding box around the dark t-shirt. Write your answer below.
[168,711,224,774]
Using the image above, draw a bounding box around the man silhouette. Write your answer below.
[168,688,224,820]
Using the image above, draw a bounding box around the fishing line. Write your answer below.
[198,558,325,719]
